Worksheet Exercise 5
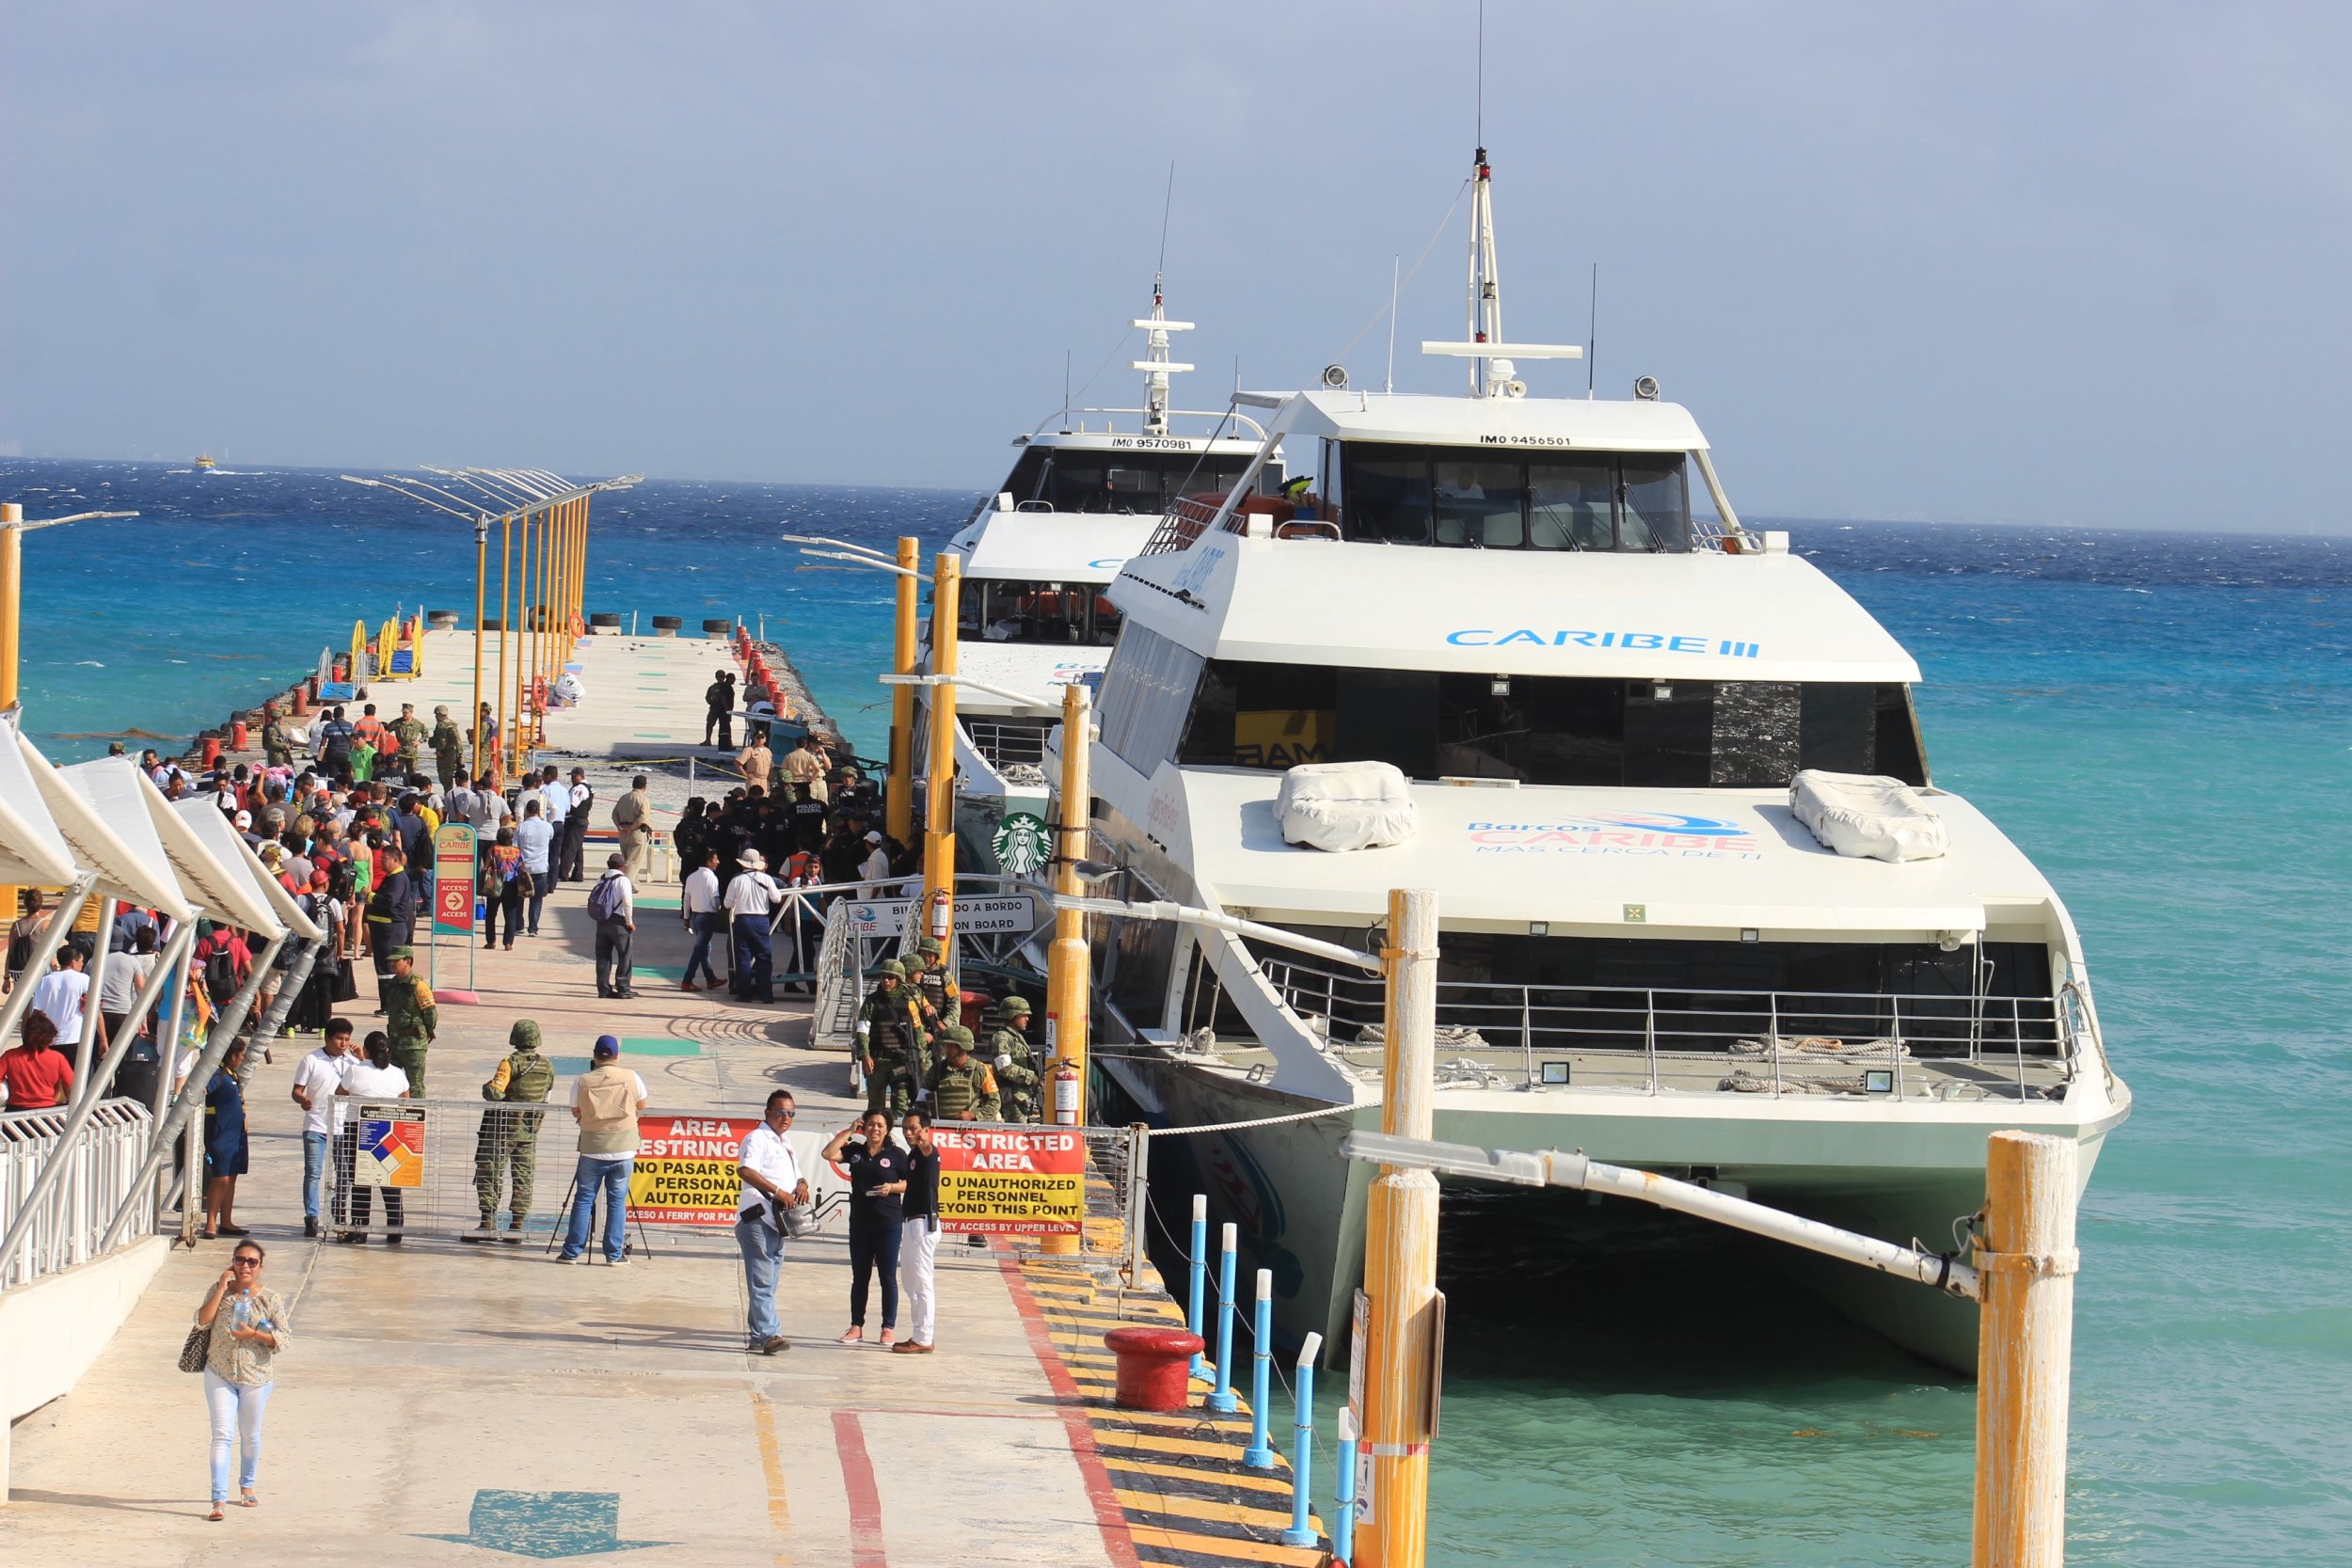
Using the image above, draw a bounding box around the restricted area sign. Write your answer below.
[840,894,1038,939]
[628,1115,762,1226]
[431,822,477,934]
[933,1127,1085,1235]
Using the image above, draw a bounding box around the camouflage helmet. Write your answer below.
[508,1019,542,1052]
[993,995,1032,1019]
[915,937,944,957]
[877,959,906,980]
[940,1024,976,1050]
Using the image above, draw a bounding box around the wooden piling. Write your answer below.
[1972,1129,2079,1568]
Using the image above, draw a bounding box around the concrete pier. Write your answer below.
[0,621,1323,1565]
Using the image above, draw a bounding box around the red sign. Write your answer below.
[431,823,476,933]
[631,1115,765,1226]
[930,1127,1085,1235]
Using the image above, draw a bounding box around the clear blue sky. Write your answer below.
[3,3,2345,529]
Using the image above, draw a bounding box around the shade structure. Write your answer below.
[0,721,81,888]
[17,742,194,924]
[171,799,321,942]
[150,793,285,938]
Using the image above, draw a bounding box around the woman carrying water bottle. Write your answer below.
[194,1238,291,1521]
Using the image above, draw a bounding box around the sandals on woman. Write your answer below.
[207,1503,225,1522]
[241,1489,259,1508]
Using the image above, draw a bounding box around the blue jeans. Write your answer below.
[204,1372,271,1501]
[526,880,549,935]
[301,1131,329,1219]
[735,1214,786,1342]
[561,1155,632,1261]
[684,911,726,988]
[732,915,773,1001]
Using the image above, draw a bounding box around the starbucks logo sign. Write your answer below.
[993,812,1050,877]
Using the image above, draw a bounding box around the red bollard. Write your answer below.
[1104,1325,1206,1413]
[230,720,249,752]
[290,684,308,715]
[200,736,222,768]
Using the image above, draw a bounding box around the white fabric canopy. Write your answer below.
[18,743,194,922]
[171,799,321,942]
[150,793,284,935]
[0,721,81,887]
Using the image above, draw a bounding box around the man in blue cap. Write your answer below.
[560,1036,647,1265]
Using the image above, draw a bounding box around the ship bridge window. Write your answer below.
[956,578,1122,646]
[996,448,1270,515]
[1336,443,1691,552]
[1177,662,1927,786]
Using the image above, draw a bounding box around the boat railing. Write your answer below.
[1138,494,1236,558]
[1251,950,2069,1096]
[1027,406,1271,442]
[967,718,1051,770]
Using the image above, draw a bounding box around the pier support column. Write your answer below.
[1360,886,1439,1568]
[921,552,961,958]
[1972,1130,2078,1568]
[0,503,20,712]
[885,536,917,846]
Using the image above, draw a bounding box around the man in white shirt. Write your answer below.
[735,1088,811,1354]
[290,1019,353,1237]
[723,850,782,1003]
[561,1037,647,1264]
[514,800,556,937]
[537,767,569,834]
[29,945,96,1055]
[858,830,891,884]
[589,854,638,1000]
[679,847,726,992]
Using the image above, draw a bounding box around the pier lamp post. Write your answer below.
[0,503,140,712]
[924,553,961,958]
[784,533,923,842]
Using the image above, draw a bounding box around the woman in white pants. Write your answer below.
[194,1238,291,1520]
[893,1109,944,1354]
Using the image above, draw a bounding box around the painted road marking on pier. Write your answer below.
[830,1410,891,1568]
[1101,1457,1295,1495]
[751,1389,795,1567]
[999,1256,1144,1568]
[419,1489,670,1558]
[1124,1524,1325,1566]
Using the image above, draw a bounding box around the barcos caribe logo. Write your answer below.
[1470,811,1762,858]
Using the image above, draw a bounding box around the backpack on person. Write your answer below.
[202,942,238,1003]
[587,872,628,924]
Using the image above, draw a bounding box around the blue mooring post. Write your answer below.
[1334,1403,1359,1565]
[1281,1330,1326,1546]
[1186,1194,1208,1381]
[1208,1222,1239,1414]
[1245,1269,1277,1467]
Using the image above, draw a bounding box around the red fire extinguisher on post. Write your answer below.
[1049,1056,1082,1127]
[928,887,951,942]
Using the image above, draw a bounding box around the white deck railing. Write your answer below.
[0,1101,158,1290]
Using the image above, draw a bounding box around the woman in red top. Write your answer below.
[0,1011,74,1109]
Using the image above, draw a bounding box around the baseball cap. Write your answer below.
[593,1035,621,1059]
[233,810,252,828]
[864,831,882,844]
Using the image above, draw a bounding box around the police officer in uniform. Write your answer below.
[924,1026,1000,1122]
[380,948,438,1097]
[467,1019,552,1242]
[987,996,1041,1122]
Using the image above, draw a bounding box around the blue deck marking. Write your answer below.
[419,1490,667,1558]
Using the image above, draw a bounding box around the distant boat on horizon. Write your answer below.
[193,453,216,470]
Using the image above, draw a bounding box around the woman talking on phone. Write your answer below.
[821,1111,909,1347]
[193,1239,291,1521]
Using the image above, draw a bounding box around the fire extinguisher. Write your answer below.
[929,887,951,942]
[1049,1056,1082,1126]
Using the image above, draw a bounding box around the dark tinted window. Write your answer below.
[1338,443,1691,552]
[1180,662,1927,786]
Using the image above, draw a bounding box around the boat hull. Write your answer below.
[1104,1054,2118,1374]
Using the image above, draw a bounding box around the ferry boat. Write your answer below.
[192,453,217,471]
[916,278,1281,872]
[1073,149,2131,1371]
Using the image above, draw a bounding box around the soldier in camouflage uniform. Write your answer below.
[987,996,1041,1122]
[389,703,430,782]
[380,947,438,1097]
[261,706,293,768]
[858,960,929,1117]
[429,705,465,790]
[923,1026,1000,1122]
[911,938,955,1022]
[466,1019,553,1242]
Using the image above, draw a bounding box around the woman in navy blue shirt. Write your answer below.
[822,1111,909,1347]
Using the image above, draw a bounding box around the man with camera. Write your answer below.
[735,1088,812,1355]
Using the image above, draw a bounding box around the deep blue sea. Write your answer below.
[5,459,2346,1565]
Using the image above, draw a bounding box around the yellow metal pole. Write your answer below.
[885,535,918,845]
[517,503,535,753]
[1037,679,1093,1258]
[1972,1130,2079,1568]
[1359,885,1439,1568]
[497,511,515,786]
[0,503,22,712]
[921,552,961,960]
[574,496,590,627]
[470,517,488,777]
[533,503,549,740]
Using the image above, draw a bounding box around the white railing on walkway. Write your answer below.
[0,1101,156,1290]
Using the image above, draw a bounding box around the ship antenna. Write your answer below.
[1587,263,1597,400]
[1386,254,1401,393]
[1476,0,1485,149]
[1466,145,1500,395]
[1129,171,1196,436]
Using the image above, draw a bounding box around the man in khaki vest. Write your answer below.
[559,1036,647,1265]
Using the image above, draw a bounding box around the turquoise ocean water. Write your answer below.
[5,460,2346,1564]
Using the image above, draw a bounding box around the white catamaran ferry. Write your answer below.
[1073,150,2130,1370]
[919,278,1282,868]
